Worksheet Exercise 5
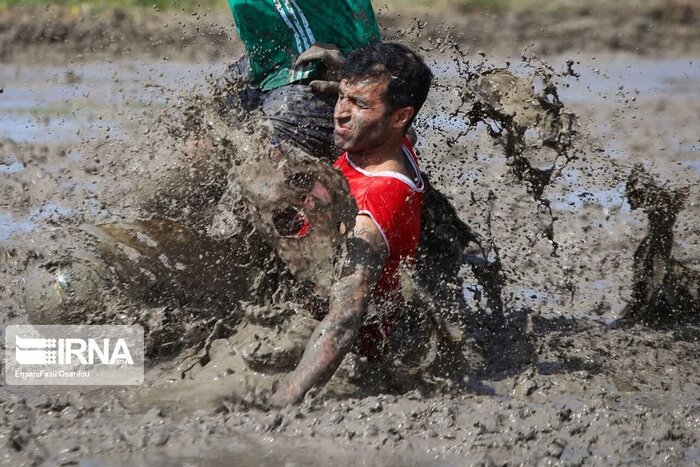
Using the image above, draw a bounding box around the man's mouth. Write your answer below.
[334,126,352,137]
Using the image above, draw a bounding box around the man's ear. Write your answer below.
[391,106,414,130]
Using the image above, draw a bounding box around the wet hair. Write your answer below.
[339,42,433,130]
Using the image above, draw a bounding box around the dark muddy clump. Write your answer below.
[621,165,699,324]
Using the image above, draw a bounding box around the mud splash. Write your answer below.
[622,165,699,323]
[1,38,699,466]
[22,218,280,356]
[10,52,698,386]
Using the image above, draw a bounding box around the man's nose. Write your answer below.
[334,98,350,121]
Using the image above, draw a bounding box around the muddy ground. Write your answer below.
[1,4,699,466]
[0,1,699,63]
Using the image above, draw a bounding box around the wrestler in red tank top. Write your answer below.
[334,136,424,298]
[284,137,423,357]
[334,136,424,357]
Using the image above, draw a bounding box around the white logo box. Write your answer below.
[5,325,144,385]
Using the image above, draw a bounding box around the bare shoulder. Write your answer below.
[354,214,388,258]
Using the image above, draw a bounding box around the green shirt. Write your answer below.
[228,0,381,91]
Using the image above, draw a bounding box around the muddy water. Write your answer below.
[1,53,699,465]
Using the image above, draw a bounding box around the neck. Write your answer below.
[347,132,404,168]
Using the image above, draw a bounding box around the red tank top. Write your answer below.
[287,138,423,358]
[333,136,424,302]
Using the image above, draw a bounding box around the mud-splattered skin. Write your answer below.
[335,78,396,152]
[272,219,387,406]
[335,77,417,172]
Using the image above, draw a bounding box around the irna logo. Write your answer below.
[15,335,134,365]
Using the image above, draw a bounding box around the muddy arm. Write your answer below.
[270,215,387,406]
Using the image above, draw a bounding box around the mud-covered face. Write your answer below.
[334,77,394,152]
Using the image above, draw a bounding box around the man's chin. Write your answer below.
[333,135,352,152]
